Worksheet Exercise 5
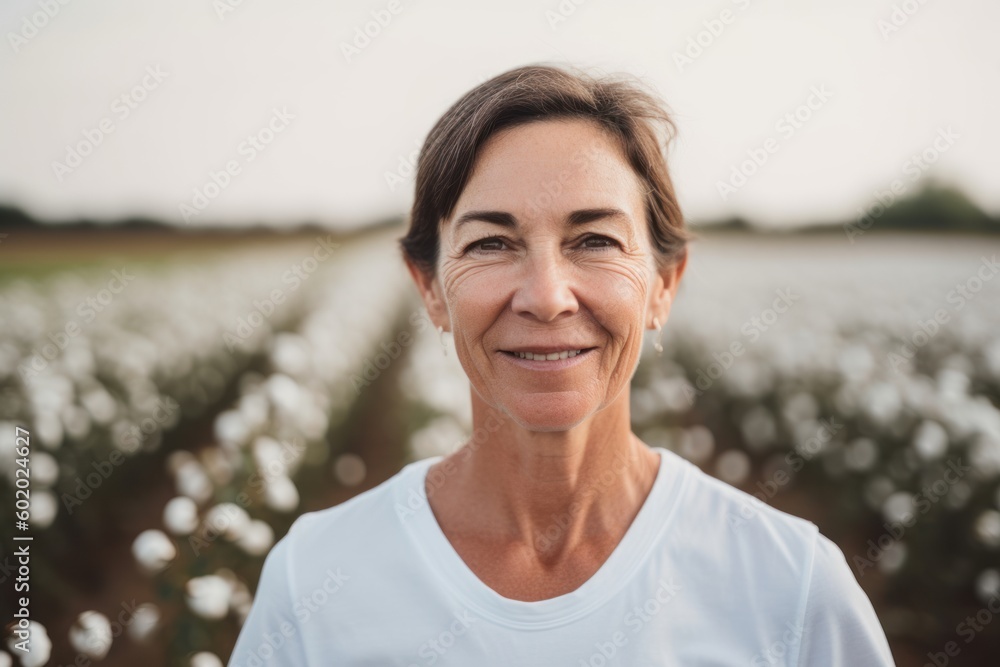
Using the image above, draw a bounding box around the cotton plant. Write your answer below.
[127,230,413,661]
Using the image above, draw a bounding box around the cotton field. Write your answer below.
[2,229,999,665]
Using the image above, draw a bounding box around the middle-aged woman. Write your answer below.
[229,64,897,666]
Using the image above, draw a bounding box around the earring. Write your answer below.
[437,325,447,357]
[652,317,663,357]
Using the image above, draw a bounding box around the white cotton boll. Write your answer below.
[301,404,329,441]
[334,453,366,487]
[191,652,224,667]
[29,490,57,529]
[200,447,236,486]
[911,420,948,461]
[253,435,290,477]
[213,410,250,449]
[679,426,715,465]
[127,603,160,643]
[876,541,907,575]
[836,344,874,382]
[69,610,113,659]
[0,650,11,666]
[236,520,274,556]
[237,392,270,432]
[132,529,177,574]
[781,392,819,425]
[844,438,878,472]
[174,460,214,504]
[975,569,1000,604]
[969,435,1000,480]
[271,333,310,376]
[5,620,51,667]
[265,373,302,414]
[936,368,969,400]
[231,580,254,621]
[714,449,750,486]
[861,382,902,427]
[974,510,1000,548]
[80,386,117,425]
[30,451,60,487]
[163,496,199,535]
[166,449,197,475]
[264,474,300,512]
[36,413,64,450]
[740,406,776,453]
[882,492,915,525]
[203,503,251,541]
[61,404,92,441]
[185,575,231,619]
[864,476,896,511]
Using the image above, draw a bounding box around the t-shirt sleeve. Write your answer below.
[793,532,897,666]
[226,532,308,667]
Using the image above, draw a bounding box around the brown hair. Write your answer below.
[398,63,694,278]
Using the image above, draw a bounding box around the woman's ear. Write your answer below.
[404,256,451,331]
[648,248,688,328]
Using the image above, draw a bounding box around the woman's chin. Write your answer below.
[502,393,595,432]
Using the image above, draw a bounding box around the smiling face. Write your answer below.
[407,118,686,432]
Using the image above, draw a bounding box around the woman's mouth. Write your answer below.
[498,347,597,369]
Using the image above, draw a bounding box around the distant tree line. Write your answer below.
[1,180,996,234]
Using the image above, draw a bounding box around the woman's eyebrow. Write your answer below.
[454,207,629,229]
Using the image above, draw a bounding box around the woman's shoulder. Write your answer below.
[657,447,820,572]
[276,456,435,561]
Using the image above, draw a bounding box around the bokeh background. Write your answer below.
[2,1,999,665]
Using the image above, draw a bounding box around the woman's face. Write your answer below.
[410,118,685,432]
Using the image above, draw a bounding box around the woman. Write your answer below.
[228,64,896,665]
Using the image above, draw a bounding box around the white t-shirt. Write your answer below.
[227,447,896,666]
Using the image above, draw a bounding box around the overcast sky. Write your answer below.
[1,0,997,229]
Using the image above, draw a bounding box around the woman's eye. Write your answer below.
[466,236,507,253]
[581,235,619,250]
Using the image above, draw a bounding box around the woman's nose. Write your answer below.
[510,250,579,323]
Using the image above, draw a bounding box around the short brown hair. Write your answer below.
[398,63,694,277]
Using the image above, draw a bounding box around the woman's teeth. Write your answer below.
[514,349,584,361]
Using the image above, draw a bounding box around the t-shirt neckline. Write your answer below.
[396,447,690,630]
